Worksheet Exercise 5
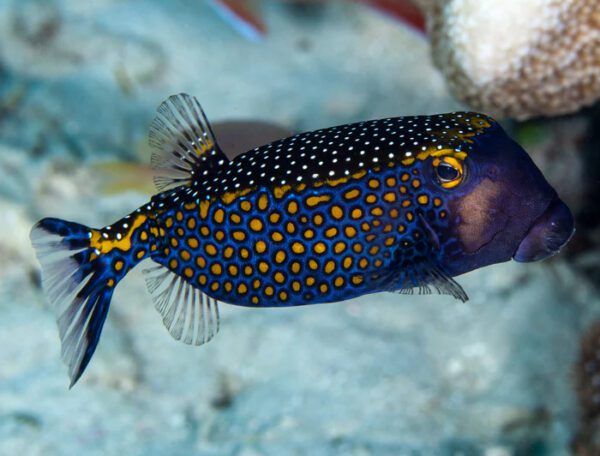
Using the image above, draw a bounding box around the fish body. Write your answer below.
[31,94,574,385]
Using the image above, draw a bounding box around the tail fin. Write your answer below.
[30,218,128,387]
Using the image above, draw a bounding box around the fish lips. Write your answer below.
[513,198,575,262]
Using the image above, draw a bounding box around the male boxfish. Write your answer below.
[31,93,574,386]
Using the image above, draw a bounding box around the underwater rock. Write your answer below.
[573,321,600,455]
[421,0,600,119]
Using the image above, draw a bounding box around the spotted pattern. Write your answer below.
[149,112,496,306]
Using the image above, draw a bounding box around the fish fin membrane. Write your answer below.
[142,264,220,345]
[392,262,468,302]
[30,218,116,387]
[149,93,228,191]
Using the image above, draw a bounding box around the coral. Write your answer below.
[424,0,600,119]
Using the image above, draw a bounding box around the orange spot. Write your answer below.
[271,231,284,242]
[249,218,263,232]
[383,192,396,203]
[325,227,338,238]
[313,242,327,255]
[351,275,364,285]
[342,256,353,269]
[275,250,286,263]
[228,264,239,276]
[286,222,296,234]
[292,242,306,254]
[368,179,380,189]
[417,195,429,205]
[287,201,299,214]
[344,189,360,200]
[334,241,347,254]
[258,193,269,211]
[255,240,267,253]
[237,283,248,295]
[184,267,194,278]
[211,263,223,275]
[187,237,199,249]
[274,271,286,284]
[330,205,344,220]
[324,260,336,274]
[344,226,357,238]
[196,256,206,268]
[269,212,281,224]
[205,244,217,256]
[233,231,246,241]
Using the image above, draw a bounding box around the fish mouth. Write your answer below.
[513,198,575,262]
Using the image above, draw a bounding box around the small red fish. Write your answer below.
[210,0,426,41]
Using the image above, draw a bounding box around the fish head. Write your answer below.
[424,121,574,276]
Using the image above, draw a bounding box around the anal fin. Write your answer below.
[142,264,220,345]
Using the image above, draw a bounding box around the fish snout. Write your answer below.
[513,199,575,262]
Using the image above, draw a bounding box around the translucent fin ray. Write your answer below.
[389,261,468,302]
[149,93,227,191]
[142,264,220,345]
[30,219,114,387]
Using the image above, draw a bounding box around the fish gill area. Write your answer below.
[0,1,599,455]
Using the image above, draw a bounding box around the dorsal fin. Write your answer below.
[148,93,228,191]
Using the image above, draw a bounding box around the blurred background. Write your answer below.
[0,0,599,454]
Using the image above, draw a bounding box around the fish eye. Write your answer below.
[434,157,464,189]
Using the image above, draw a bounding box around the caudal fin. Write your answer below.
[30,218,118,387]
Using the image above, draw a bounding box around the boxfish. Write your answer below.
[30,93,574,386]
